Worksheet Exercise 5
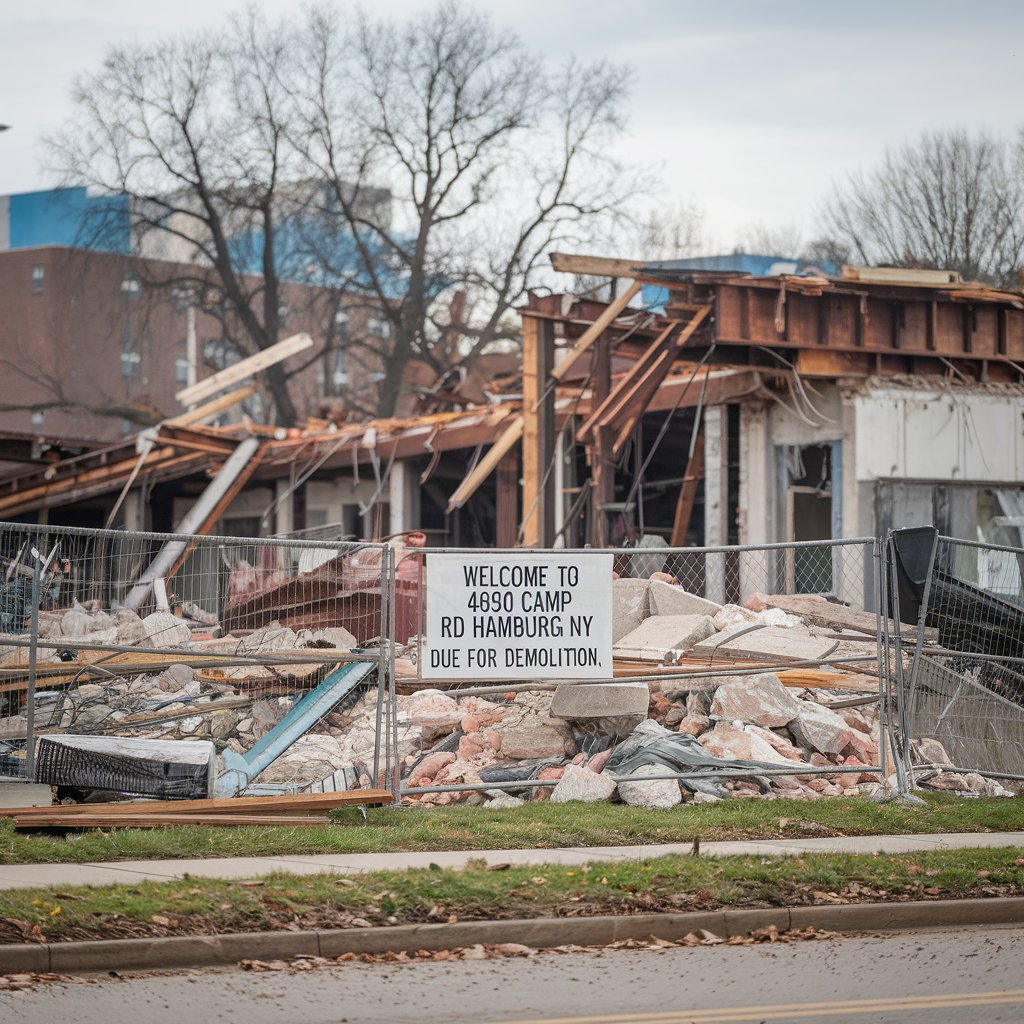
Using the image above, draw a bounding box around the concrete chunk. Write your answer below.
[789,702,857,757]
[550,682,650,721]
[648,580,722,618]
[692,624,838,663]
[550,764,617,804]
[142,611,192,648]
[612,578,650,643]
[617,764,682,809]
[613,615,717,662]
[709,674,802,728]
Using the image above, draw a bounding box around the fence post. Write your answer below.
[372,546,387,786]
[24,549,41,780]
[388,545,401,807]
[872,537,889,794]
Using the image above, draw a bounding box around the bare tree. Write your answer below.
[733,220,806,258]
[47,9,341,425]
[820,128,1024,286]
[295,1,638,416]
[50,1,638,422]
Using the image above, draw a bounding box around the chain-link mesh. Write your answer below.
[388,539,886,803]
[900,533,1024,785]
[0,522,397,797]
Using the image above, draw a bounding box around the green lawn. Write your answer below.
[2,846,1023,944]
[0,793,1021,865]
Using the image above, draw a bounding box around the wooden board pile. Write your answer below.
[0,789,391,831]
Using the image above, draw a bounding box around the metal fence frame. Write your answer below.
[896,532,1024,790]
[392,537,887,801]
[0,521,399,801]
[13,520,984,808]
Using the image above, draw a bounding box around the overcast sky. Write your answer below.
[2,0,1021,249]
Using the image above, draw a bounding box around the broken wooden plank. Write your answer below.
[14,814,339,830]
[175,333,314,407]
[2,789,392,819]
[165,386,258,427]
[447,415,523,511]
[550,281,642,383]
[549,253,646,279]
[576,322,679,441]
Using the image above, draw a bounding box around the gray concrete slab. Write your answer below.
[0,782,51,808]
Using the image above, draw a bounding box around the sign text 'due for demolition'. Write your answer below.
[422,553,613,680]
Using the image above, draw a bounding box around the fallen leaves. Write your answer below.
[0,972,78,991]
[234,927,840,975]
[239,942,538,972]
[0,918,47,944]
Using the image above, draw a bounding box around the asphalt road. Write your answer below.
[4,925,1024,1024]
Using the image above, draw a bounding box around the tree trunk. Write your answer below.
[265,363,298,425]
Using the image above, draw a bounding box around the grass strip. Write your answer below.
[1,846,1023,944]
[0,793,1020,866]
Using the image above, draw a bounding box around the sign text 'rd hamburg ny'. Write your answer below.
[422,552,613,680]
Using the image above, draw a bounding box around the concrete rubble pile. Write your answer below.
[3,575,1014,805]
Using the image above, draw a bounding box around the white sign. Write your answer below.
[422,552,613,680]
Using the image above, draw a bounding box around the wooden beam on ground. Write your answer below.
[549,252,646,279]
[550,281,642,383]
[2,789,393,819]
[670,425,705,546]
[13,814,341,830]
[447,416,523,511]
[175,333,314,407]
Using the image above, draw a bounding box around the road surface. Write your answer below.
[3,925,1024,1023]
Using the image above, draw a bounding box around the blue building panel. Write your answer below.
[7,187,131,253]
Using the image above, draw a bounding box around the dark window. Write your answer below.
[31,264,43,294]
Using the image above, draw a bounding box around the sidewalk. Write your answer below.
[1,831,1022,890]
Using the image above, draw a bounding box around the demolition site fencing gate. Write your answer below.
[2,519,1022,806]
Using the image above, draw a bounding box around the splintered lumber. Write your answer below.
[550,280,642,383]
[175,333,314,407]
[776,669,879,691]
[0,789,392,820]
[165,386,258,427]
[447,415,524,511]
[14,814,338,831]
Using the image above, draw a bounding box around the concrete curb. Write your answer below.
[3,897,1023,974]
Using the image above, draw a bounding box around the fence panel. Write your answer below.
[0,522,396,799]
[900,534,1024,785]
[390,538,886,804]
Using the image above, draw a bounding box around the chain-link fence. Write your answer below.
[385,538,887,805]
[0,522,398,801]
[895,531,1024,789]
[0,524,922,810]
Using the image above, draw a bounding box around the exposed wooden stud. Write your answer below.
[521,315,556,547]
[670,425,705,547]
